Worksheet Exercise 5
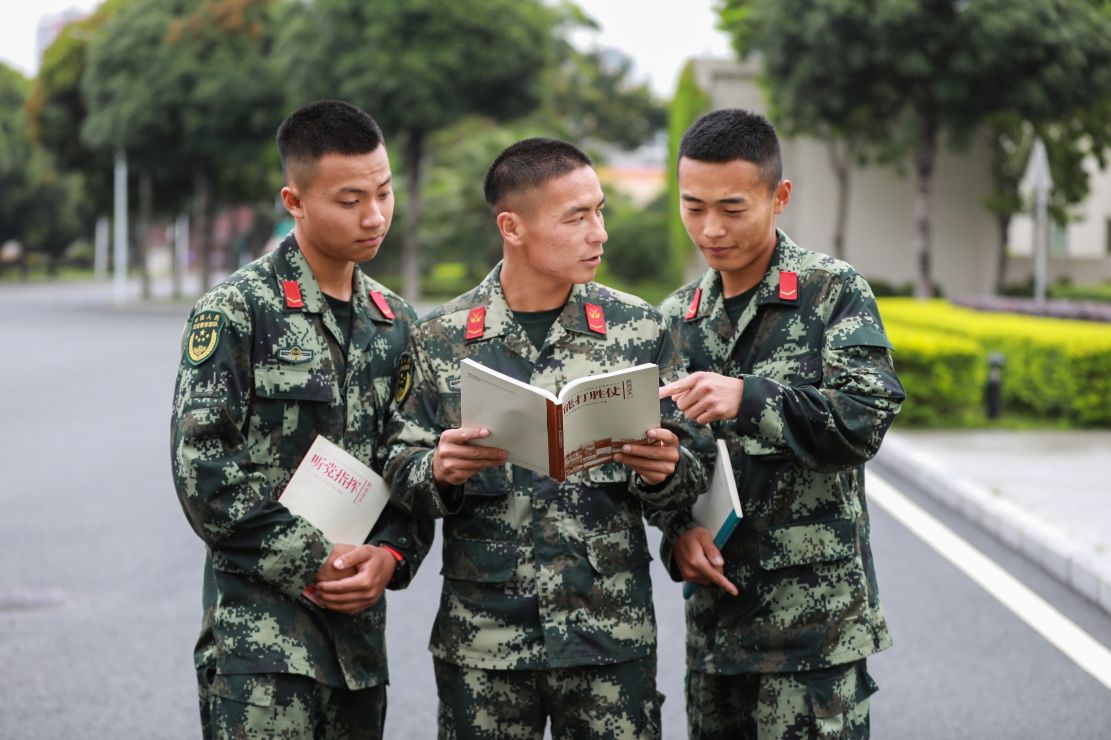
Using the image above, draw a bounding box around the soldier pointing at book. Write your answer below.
[384,137,715,738]
[652,109,905,739]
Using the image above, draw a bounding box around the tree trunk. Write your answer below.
[994,212,1011,295]
[402,129,425,304]
[194,168,212,292]
[138,169,153,300]
[826,138,854,261]
[912,117,938,299]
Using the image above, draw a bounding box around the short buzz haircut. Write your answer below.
[276,100,384,185]
[484,137,593,213]
[678,108,783,192]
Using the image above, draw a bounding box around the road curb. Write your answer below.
[871,433,1111,618]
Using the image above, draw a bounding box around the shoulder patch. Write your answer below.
[185,310,225,366]
[395,353,413,405]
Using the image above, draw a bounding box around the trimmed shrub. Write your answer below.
[879,299,1111,425]
[885,322,984,427]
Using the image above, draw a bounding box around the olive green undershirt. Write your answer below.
[513,307,564,350]
[723,285,760,328]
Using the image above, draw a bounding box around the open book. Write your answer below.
[683,439,742,599]
[460,358,660,481]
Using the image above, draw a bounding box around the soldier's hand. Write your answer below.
[432,426,508,487]
[314,543,359,583]
[660,372,744,425]
[675,527,738,596]
[615,428,680,486]
[312,545,397,615]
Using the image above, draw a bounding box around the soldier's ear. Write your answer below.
[772,179,792,214]
[281,186,305,219]
[497,210,525,246]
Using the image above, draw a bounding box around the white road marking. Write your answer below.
[869,472,1111,691]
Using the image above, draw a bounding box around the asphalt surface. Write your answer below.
[2,280,1109,738]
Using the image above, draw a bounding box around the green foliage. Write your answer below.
[884,322,985,427]
[0,63,85,261]
[601,190,670,284]
[275,0,556,136]
[1049,282,1111,303]
[720,0,1111,297]
[880,299,1111,426]
[667,62,710,282]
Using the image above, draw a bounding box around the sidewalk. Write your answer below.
[871,429,1111,616]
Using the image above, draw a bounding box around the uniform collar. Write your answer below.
[687,229,803,342]
[271,234,391,350]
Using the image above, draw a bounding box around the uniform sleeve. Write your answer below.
[381,326,465,518]
[633,323,715,511]
[369,303,434,587]
[170,284,331,601]
[734,274,906,472]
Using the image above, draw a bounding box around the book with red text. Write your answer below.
[279,434,391,546]
[460,358,660,481]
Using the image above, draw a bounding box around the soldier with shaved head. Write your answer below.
[384,137,715,739]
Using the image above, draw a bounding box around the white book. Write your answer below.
[460,358,660,481]
[278,434,391,546]
[684,438,742,599]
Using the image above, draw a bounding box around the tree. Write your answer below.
[27,0,123,218]
[719,0,897,262]
[0,63,86,272]
[83,0,283,293]
[277,0,557,302]
[720,0,1111,298]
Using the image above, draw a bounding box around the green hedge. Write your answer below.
[884,322,984,427]
[880,299,1111,426]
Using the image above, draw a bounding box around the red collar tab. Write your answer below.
[369,290,395,320]
[778,271,798,301]
[465,306,486,340]
[684,287,702,321]
[585,303,606,335]
[283,280,304,309]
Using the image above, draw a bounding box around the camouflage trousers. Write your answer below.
[685,660,877,740]
[433,655,663,739]
[197,668,386,739]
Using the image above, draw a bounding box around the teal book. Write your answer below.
[683,438,742,599]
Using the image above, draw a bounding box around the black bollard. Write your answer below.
[985,352,1005,420]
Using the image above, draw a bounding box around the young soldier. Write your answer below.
[654,109,905,739]
[383,138,715,739]
[170,100,429,738]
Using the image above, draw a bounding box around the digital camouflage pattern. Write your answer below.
[685,660,877,739]
[433,656,662,740]
[383,262,715,672]
[197,669,386,739]
[171,234,431,692]
[650,230,905,676]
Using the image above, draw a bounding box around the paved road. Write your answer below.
[2,281,1109,738]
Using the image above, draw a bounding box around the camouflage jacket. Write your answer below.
[170,235,430,689]
[383,262,714,670]
[651,230,905,675]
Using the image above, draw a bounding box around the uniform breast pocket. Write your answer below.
[251,364,336,466]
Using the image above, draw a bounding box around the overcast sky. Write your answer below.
[0,0,734,97]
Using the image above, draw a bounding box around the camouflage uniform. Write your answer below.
[171,234,430,738]
[651,231,904,739]
[383,263,715,739]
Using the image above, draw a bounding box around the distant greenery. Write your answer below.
[881,299,1111,427]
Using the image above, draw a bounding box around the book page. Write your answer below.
[278,435,391,546]
[460,358,555,477]
[558,364,660,477]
